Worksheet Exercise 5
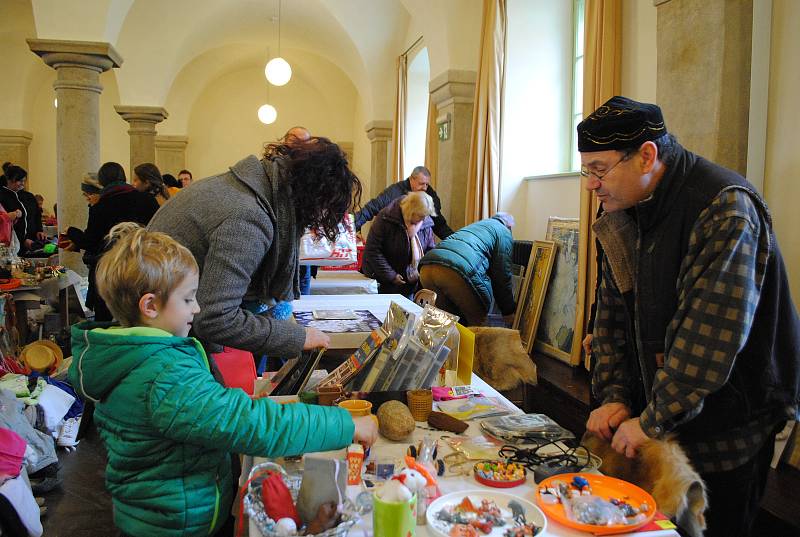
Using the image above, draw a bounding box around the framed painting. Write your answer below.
[513,240,556,351]
[535,217,582,365]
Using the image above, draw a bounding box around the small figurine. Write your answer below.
[508,499,527,524]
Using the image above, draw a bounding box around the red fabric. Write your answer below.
[261,471,300,525]
[211,347,256,395]
[0,428,26,478]
[0,210,14,246]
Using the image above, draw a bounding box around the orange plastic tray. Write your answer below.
[536,473,657,535]
[0,278,22,291]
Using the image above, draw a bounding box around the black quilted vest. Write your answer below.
[622,146,800,437]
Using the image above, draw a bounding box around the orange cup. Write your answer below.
[338,399,373,417]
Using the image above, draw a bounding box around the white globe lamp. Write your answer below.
[265,57,292,86]
[257,104,277,125]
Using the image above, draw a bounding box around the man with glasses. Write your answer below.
[580,96,800,537]
[354,166,454,240]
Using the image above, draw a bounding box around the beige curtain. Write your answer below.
[424,95,438,189]
[578,0,622,368]
[465,0,507,224]
[391,54,408,182]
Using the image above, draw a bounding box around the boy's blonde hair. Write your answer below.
[96,223,198,327]
[399,191,436,224]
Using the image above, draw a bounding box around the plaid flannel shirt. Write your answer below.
[593,188,776,473]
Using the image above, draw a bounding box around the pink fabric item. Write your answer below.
[0,207,14,246]
[0,428,26,479]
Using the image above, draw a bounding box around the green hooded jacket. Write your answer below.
[69,321,354,537]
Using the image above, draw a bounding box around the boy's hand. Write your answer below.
[352,415,378,447]
[302,327,330,350]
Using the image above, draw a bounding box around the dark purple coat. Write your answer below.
[360,197,435,296]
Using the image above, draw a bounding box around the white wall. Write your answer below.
[764,0,800,302]
[351,96,371,199]
[516,176,581,242]
[186,63,356,181]
[621,0,657,102]
[405,47,430,178]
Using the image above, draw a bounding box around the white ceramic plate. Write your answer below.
[426,489,547,537]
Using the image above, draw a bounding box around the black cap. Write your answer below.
[577,96,667,152]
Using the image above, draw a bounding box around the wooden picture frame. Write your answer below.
[535,217,582,365]
[513,240,556,351]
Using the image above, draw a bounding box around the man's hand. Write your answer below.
[611,418,649,459]
[352,415,378,448]
[582,333,593,357]
[586,402,630,441]
[36,231,47,241]
[23,239,33,251]
[302,327,330,350]
[392,274,406,285]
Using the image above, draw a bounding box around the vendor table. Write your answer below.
[292,294,420,349]
[311,270,378,295]
[246,373,679,537]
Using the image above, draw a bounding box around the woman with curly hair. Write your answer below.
[148,137,362,359]
[132,162,170,205]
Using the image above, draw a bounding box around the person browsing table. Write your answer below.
[148,137,362,359]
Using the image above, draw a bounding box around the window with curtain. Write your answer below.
[571,0,586,172]
[405,47,430,178]
[501,0,586,180]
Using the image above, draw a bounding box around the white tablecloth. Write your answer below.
[246,374,678,537]
[311,270,378,295]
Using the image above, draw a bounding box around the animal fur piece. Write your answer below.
[469,327,537,391]
[582,432,708,537]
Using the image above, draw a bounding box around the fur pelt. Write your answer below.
[582,432,708,537]
[469,326,537,391]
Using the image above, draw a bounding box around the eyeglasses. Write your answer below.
[580,152,633,180]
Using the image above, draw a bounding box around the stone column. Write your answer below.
[155,135,188,176]
[430,70,476,230]
[364,121,392,200]
[0,130,33,173]
[114,106,169,172]
[657,0,753,175]
[27,39,122,273]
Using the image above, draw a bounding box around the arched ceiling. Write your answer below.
[160,43,360,135]
[30,0,412,119]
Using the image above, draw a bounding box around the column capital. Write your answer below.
[364,120,392,141]
[115,105,169,126]
[430,69,477,109]
[155,135,188,150]
[27,39,122,72]
[0,129,33,146]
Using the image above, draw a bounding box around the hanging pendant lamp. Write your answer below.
[265,0,292,86]
[257,103,277,124]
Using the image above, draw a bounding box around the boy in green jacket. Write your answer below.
[69,224,377,537]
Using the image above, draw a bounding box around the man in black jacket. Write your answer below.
[354,166,453,239]
[582,96,800,537]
